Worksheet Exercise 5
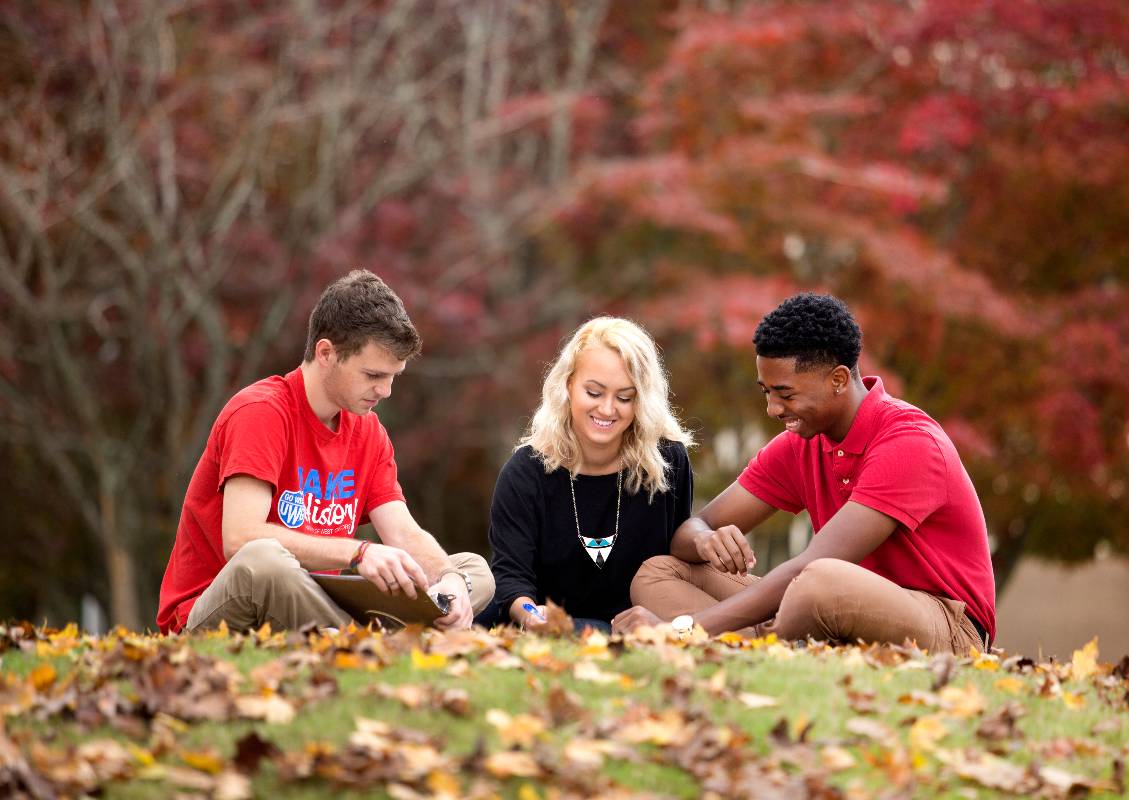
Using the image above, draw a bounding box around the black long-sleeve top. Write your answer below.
[489,440,693,623]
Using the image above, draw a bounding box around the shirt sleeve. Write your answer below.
[850,425,948,531]
[363,419,406,516]
[215,403,289,492]
[488,452,544,613]
[736,431,804,513]
[666,441,694,544]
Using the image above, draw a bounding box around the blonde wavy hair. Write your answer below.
[520,317,694,498]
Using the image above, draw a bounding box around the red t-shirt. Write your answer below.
[738,376,996,640]
[156,367,405,633]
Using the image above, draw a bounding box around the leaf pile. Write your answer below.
[0,621,1126,798]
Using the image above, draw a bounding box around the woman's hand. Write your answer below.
[510,596,547,629]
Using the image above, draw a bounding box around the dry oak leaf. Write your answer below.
[477,649,525,670]
[349,719,452,780]
[846,717,897,746]
[179,747,227,775]
[1071,637,1101,682]
[28,664,56,692]
[410,648,448,671]
[908,714,950,753]
[615,711,694,747]
[935,748,1034,793]
[845,687,882,714]
[1061,690,1086,710]
[371,683,428,709]
[519,640,568,671]
[234,693,297,724]
[573,660,630,686]
[938,683,986,718]
[438,688,471,717]
[485,709,547,748]
[540,600,576,637]
[562,738,638,771]
[972,652,1001,672]
[820,745,857,772]
[706,668,727,696]
[425,628,499,658]
[213,770,253,800]
[483,750,543,779]
[976,702,1025,742]
[545,685,588,725]
[579,630,612,660]
[736,692,779,709]
[994,676,1026,695]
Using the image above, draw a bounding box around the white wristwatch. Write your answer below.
[671,614,695,638]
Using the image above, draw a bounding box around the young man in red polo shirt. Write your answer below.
[612,293,995,653]
[157,270,494,634]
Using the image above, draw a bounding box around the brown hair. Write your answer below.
[303,270,422,362]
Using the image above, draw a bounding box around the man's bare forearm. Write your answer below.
[401,529,451,583]
[669,517,709,562]
[224,523,358,568]
[694,559,803,635]
[374,525,451,583]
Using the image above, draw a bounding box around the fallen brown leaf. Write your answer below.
[232,732,279,774]
[976,702,1025,741]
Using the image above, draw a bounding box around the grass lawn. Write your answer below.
[0,621,1126,798]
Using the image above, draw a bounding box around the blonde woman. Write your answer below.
[481,317,695,631]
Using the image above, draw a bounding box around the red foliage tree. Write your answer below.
[550,0,1129,586]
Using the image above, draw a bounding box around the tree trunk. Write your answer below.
[100,487,142,631]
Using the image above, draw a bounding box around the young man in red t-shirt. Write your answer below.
[157,270,494,634]
[612,293,996,653]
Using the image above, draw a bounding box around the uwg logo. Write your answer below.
[277,468,359,532]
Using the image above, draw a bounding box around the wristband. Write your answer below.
[349,540,370,570]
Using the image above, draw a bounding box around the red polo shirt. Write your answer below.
[738,376,996,640]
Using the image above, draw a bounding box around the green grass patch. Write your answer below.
[0,624,1126,798]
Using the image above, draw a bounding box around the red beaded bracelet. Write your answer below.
[349,540,370,570]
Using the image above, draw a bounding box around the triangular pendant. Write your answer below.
[580,533,616,568]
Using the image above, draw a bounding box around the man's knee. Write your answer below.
[228,538,299,581]
[782,558,853,615]
[450,552,496,614]
[630,555,688,604]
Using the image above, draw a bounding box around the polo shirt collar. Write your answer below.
[821,375,884,454]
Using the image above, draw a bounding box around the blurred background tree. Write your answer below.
[0,0,1125,627]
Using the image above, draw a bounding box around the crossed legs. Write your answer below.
[630,555,983,654]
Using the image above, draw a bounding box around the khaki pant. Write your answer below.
[630,555,986,654]
[185,538,495,632]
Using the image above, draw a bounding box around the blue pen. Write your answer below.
[522,602,546,622]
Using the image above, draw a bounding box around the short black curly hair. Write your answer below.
[753,293,862,372]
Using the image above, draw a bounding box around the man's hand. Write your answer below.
[357,543,429,598]
[694,524,756,574]
[611,605,663,634]
[431,572,472,630]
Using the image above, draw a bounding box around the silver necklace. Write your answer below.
[570,468,621,569]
